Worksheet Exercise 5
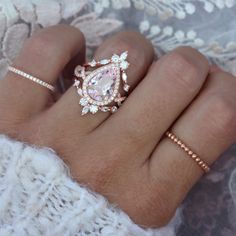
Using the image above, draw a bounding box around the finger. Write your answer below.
[0,24,85,122]
[98,47,209,163]
[148,71,236,223]
[47,31,154,138]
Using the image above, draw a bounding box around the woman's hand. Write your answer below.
[0,25,236,227]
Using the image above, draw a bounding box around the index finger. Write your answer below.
[0,25,85,123]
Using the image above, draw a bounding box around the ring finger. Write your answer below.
[148,71,236,223]
[0,25,85,125]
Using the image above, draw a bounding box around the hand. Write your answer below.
[0,25,236,227]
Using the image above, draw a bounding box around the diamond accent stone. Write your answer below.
[74,65,85,78]
[89,59,96,67]
[82,106,90,115]
[123,84,130,92]
[101,107,109,112]
[115,96,126,104]
[86,65,120,102]
[120,61,129,70]
[74,80,80,86]
[79,98,88,106]
[111,106,118,113]
[100,59,110,65]
[111,54,120,63]
[122,72,127,83]
[120,51,128,61]
[77,88,83,96]
[90,105,99,114]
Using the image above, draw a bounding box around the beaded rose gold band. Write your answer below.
[166,131,210,173]
[8,66,55,92]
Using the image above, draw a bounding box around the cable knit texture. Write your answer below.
[0,135,181,236]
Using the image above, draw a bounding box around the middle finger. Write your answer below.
[97,47,210,164]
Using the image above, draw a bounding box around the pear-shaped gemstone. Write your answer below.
[86,65,120,102]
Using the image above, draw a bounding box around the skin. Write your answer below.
[0,25,236,227]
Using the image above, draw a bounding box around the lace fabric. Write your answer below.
[0,1,235,235]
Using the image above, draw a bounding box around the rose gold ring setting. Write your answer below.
[166,131,210,173]
[8,66,55,92]
[73,51,130,115]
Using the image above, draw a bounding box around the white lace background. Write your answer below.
[0,1,236,235]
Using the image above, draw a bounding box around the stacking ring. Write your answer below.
[166,131,210,173]
[73,51,130,115]
[8,66,55,92]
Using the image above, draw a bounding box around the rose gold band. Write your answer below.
[8,66,55,92]
[165,131,210,173]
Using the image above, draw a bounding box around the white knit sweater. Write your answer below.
[0,135,181,236]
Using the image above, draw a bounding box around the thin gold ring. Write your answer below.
[165,131,210,173]
[8,66,55,92]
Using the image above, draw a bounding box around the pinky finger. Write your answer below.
[149,71,236,215]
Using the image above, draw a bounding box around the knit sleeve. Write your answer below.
[0,135,181,236]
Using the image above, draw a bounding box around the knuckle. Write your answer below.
[114,39,132,54]
[24,33,58,59]
[164,50,200,92]
[23,24,84,60]
[111,32,153,68]
[176,46,209,66]
[122,126,147,150]
[206,94,236,136]
[210,70,236,87]
[117,41,140,63]
[116,31,147,51]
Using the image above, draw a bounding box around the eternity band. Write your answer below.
[8,66,55,92]
[166,131,210,173]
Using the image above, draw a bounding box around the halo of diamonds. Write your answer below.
[73,51,130,115]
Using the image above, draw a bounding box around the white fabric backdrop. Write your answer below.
[0,1,236,235]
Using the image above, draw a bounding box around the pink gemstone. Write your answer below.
[87,66,119,102]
